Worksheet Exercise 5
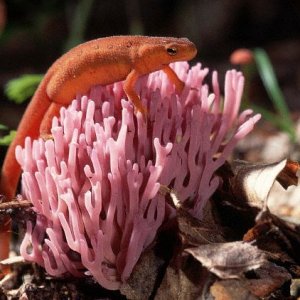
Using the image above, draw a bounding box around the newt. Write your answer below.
[0,35,197,271]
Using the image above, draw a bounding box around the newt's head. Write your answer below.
[136,36,197,73]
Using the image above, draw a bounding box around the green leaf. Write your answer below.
[0,130,16,146]
[253,48,296,142]
[0,124,8,130]
[5,74,43,104]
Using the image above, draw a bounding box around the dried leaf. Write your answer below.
[0,256,25,266]
[155,255,213,300]
[210,280,259,300]
[120,249,165,300]
[277,159,300,189]
[177,207,226,246]
[210,260,292,300]
[290,279,300,297]
[244,210,300,263]
[243,261,291,297]
[185,241,266,279]
[160,185,226,245]
[231,160,287,209]
[155,160,299,298]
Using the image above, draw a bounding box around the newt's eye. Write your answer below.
[167,47,177,56]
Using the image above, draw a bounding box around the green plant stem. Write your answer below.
[64,0,95,51]
[253,48,296,141]
[250,104,295,138]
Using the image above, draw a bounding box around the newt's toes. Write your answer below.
[134,104,148,121]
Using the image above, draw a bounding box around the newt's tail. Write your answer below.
[0,79,51,275]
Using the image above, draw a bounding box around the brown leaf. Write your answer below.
[155,255,213,300]
[160,185,226,246]
[244,210,300,264]
[120,249,165,300]
[230,159,289,209]
[185,241,266,279]
[210,260,292,299]
[243,261,291,297]
[177,206,226,246]
[0,256,26,266]
[210,280,259,300]
[277,159,300,189]
[213,159,300,239]
[290,279,300,297]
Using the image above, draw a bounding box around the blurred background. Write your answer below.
[0,0,300,153]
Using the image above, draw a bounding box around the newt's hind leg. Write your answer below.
[0,219,11,276]
[0,102,62,277]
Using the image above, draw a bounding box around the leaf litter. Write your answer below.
[120,158,300,299]
[0,158,300,299]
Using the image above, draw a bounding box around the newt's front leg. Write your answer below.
[162,65,185,93]
[123,69,147,118]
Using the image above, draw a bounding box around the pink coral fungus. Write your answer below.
[16,62,260,290]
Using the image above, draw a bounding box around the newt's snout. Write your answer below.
[179,38,197,61]
[165,38,197,63]
[187,42,197,60]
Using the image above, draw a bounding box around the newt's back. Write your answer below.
[47,36,138,104]
[46,35,197,105]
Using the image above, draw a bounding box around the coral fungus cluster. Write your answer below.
[16,62,260,289]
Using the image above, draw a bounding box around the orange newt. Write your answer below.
[0,35,197,272]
